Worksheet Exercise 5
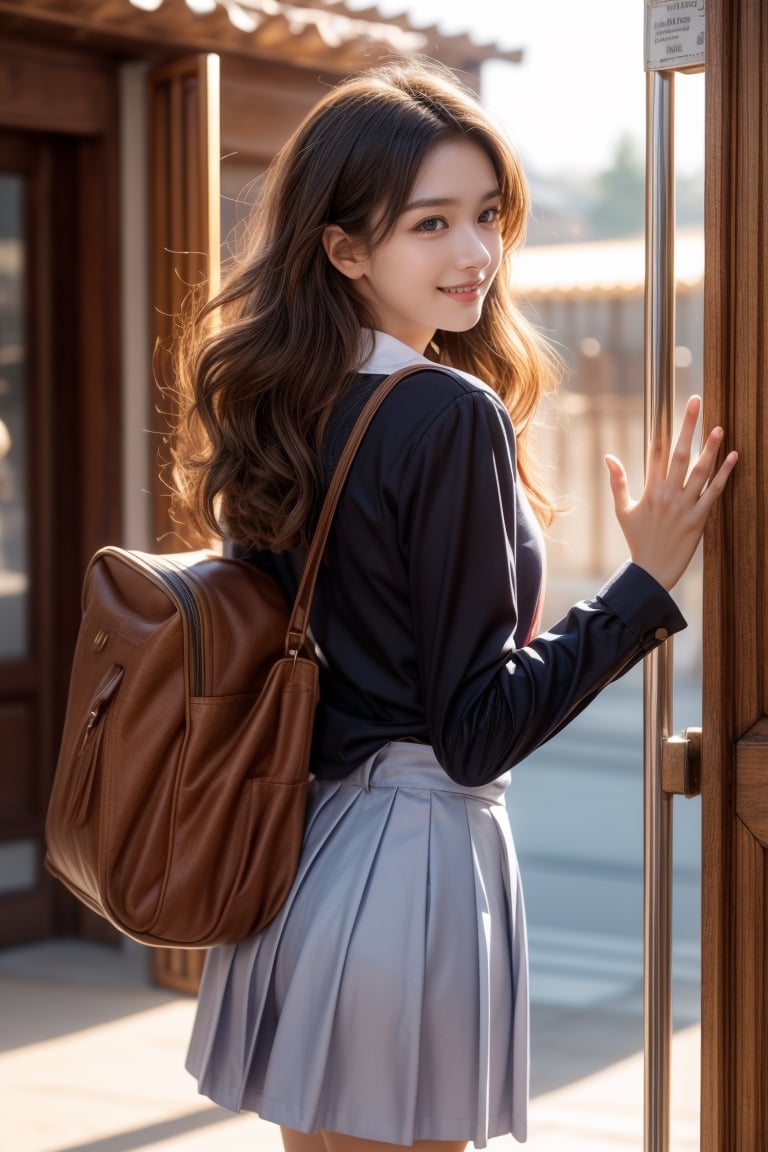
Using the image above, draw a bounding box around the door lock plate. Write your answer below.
[662,726,702,797]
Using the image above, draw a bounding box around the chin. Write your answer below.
[445,318,482,335]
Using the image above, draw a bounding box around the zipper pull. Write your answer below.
[67,664,124,826]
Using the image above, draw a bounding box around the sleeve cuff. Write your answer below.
[596,561,687,648]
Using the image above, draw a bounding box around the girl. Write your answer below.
[174,59,736,1152]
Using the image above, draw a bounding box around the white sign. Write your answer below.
[645,0,705,71]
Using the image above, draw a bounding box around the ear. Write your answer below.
[322,225,368,281]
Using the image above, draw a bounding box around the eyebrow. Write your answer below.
[402,189,501,212]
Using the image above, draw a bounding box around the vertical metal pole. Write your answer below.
[643,68,675,1152]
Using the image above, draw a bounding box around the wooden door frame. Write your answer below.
[148,52,220,551]
[0,36,122,941]
[701,0,768,1146]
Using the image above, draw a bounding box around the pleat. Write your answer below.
[468,809,494,1149]
[485,797,529,1138]
[185,942,238,1091]
[241,775,366,1094]
[188,776,359,1108]
[412,788,482,1139]
[491,800,530,1140]
[252,782,401,1129]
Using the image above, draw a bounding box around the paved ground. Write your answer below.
[1,579,706,1150]
[0,937,700,1152]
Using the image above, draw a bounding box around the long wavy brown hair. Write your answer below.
[172,58,561,550]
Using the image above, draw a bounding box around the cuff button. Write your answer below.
[654,627,669,641]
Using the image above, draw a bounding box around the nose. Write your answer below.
[454,224,494,272]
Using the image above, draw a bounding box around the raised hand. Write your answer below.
[604,395,738,591]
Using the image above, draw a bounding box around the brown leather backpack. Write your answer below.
[44,365,423,948]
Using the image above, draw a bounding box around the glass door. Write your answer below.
[0,133,58,945]
[0,172,28,659]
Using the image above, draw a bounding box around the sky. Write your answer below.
[347,0,705,178]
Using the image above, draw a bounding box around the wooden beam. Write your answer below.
[0,39,114,134]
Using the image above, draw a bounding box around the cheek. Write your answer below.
[382,243,435,287]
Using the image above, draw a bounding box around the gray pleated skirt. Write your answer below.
[186,742,529,1147]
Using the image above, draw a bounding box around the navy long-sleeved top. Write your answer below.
[238,331,686,787]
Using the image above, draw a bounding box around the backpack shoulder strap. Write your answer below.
[285,363,442,655]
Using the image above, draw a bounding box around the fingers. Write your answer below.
[695,444,739,508]
[674,401,738,510]
[684,425,725,497]
[664,395,702,487]
[661,398,737,509]
[605,454,630,515]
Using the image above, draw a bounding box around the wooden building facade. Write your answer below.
[0,0,520,950]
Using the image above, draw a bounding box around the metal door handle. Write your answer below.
[643,2,707,1143]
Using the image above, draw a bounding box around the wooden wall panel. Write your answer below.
[731,820,766,1145]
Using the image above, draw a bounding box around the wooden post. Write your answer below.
[700,1,768,1147]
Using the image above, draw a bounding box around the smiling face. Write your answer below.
[324,137,504,354]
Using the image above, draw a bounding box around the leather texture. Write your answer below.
[44,365,425,948]
[44,549,317,947]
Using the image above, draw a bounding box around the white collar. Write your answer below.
[358,330,432,374]
[358,329,488,392]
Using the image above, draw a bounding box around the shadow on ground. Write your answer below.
[0,940,183,1051]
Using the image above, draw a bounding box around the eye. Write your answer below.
[478,206,501,225]
[415,216,447,233]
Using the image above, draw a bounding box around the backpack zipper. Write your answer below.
[140,556,204,696]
